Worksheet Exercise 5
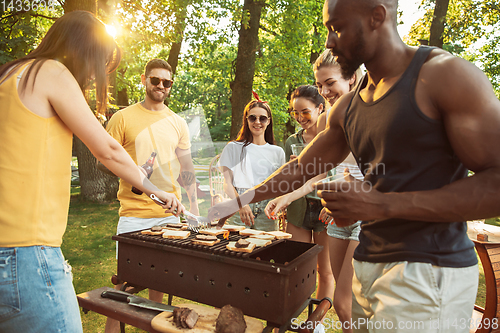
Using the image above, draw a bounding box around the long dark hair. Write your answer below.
[234,100,275,167]
[0,11,121,114]
[235,100,275,146]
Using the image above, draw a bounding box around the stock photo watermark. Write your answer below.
[2,0,57,12]
[291,317,499,331]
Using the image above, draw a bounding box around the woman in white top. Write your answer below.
[219,97,285,231]
[266,50,363,333]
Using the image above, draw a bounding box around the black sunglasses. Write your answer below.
[247,114,270,123]
[148,76,173,88]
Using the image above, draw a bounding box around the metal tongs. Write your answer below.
[149,194,210,232]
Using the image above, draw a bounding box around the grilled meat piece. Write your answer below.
[151,226,163,232]
[234,238,250,248]
[215,305,246,333]
[173,307,198,329]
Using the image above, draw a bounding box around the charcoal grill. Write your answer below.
[113,230,322,328]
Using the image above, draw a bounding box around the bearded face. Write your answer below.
[334,24,366,79]
[145,82,168,102]
[143,68,172,103]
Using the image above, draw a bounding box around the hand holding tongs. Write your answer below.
[149,194,209,232]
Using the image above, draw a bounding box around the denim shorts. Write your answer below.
[301,198,326,233]
[327,221,361,241]
[0,246,83,333]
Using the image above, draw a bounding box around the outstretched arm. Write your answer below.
[220,166,255,226]
[209,95,352,223]
[41,60,184,214]
[318,52,500,223]
[265,173,327,218]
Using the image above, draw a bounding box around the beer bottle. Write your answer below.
[131,152,157,195]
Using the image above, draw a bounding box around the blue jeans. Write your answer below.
[0,246,83,333]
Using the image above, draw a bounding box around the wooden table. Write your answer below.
[78,286,163,333]
[468,222,500,333]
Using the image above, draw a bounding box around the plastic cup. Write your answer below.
[291,143,307,156]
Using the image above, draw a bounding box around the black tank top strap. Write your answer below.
[399,46,435,92]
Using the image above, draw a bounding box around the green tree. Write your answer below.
[0,7,59,64]
[406,0,500,96]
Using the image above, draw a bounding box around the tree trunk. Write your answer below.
[309,24,322,65]
[65,0,119,203]
[429,0,450,48]
[168,0,189,76]
[168,41,183,76]
[117,88,129,108]
[229,0,265,140]
[283,85,296,143]
[74,136,119,202]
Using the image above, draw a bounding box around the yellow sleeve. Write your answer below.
[105,111,125,145]
[177,117,191,150]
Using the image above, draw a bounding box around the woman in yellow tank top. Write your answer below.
[0,11,184,333]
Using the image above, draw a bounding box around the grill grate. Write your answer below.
[113,229,322,326]
[129,231,258,258]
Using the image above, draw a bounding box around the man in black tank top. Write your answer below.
[209,0,500,331]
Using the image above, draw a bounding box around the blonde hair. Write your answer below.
[313,49,364,91]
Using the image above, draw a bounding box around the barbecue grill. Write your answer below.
[113,230,322,329]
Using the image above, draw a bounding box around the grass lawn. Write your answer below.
[64,186,496,333]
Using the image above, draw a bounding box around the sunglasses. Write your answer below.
[290,110,313,120]
[247,114,270,124]
[148,76,173,88]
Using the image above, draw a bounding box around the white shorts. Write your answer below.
[351,260,479,333]
[116,215,180,235]
[115,216,180,258]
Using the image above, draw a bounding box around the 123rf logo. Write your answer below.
[2,0,56,12]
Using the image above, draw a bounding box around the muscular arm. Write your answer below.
[265,172,327,217]
[176,147,199,215]
[393,53,500,221]
[319,52,500,223]
[249,96,352,203]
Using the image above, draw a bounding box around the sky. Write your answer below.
[397,1,426,38]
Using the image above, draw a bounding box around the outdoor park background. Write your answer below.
[3,0,499,202]
[3,0,500,331]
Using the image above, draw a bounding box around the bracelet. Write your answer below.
[236,195,243,209]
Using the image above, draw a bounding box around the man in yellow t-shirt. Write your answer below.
[99,59,199,333]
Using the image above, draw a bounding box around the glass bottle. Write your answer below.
[131,151,157,195]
